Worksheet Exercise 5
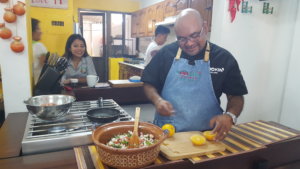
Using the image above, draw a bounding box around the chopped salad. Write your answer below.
[106,130,157,149]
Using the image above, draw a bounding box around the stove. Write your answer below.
[21,99,133,155]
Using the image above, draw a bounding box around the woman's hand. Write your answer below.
[154,98,175,116]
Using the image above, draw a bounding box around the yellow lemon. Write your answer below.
[203,131,217,141]
[190,134,206,146]
[162,124,175,137]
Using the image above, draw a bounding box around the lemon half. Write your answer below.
[190,134,206,146]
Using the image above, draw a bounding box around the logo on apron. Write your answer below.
[177,70,201,80]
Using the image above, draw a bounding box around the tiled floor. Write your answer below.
[122,103,155,123]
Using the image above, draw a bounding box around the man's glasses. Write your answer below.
[177,27,203,44]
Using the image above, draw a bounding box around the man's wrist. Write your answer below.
[154,97,163,105]
[223,111,237,124]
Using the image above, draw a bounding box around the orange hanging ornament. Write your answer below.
[13,1,26,16]
[11,36,24,53]
[4,8,17,23]
[0,23,12,39]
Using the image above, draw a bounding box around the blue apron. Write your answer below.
[154,42,223,132]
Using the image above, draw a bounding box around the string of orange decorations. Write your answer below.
[0,0,25,53]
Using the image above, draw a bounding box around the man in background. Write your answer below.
[144,25,170,66]
[32,18,48,84]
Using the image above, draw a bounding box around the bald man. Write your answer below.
[141,8,247,141]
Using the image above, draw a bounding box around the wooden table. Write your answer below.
[1,113,300,169]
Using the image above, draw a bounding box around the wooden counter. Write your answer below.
[119,62,144,79]
[1,113,300,169]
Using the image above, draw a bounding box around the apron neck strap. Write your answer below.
[204,41,210,62]
[175,48,182,60]
[175,41,210,61]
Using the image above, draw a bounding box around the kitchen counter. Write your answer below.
[1,112,300,169]
[119,62,145,70]
[119,62,144,79]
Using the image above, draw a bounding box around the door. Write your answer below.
[80,13,105,57]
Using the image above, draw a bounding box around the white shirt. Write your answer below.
[144,41,162,66]
[33,41,47,84]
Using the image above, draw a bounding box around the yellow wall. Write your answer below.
[30,0,74,56]
[26,0,34,90]
[109,58,124,80]
[73,0,140,22]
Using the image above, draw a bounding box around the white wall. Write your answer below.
[280,1,300,129]
[0,0,32,116]
[210,0,299,129]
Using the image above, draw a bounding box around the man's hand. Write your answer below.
[210,114,233,141]
[154,98,175,116]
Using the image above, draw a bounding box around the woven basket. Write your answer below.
[92,121,166,169]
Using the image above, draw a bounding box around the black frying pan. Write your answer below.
[86,108,121,123]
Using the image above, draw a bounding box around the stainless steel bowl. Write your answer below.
[24,95,76,121]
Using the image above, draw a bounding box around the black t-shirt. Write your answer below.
[141,41,248,102]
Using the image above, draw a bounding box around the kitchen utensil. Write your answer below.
[160,131,226,160]
[38,52,51,80]
[47,53,54,66]
[35,66,61,91]
[55,57,68,72]
[24,95,76,121]
[98,97,103,107]
[86,108,121,123]
[129,107,140,148]
[92,121,168,169]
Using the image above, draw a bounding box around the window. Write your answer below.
[110,13,136,57]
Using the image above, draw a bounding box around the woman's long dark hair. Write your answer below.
[63,34,89,59]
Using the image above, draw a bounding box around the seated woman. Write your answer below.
[61,34,97,85]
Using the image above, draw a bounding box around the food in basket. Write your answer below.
[106,130,157,149]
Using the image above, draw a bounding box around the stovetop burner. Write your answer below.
[22,99,133,155]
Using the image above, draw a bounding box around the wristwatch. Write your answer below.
[224,112,237,124]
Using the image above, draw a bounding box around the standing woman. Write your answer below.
[61,34,97,85]
[32,18,48,84]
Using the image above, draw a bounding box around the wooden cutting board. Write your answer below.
[108,80,143,88]
[160,131,226,161]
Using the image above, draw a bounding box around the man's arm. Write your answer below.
[144,83,174,116]
[226,95,244,118]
